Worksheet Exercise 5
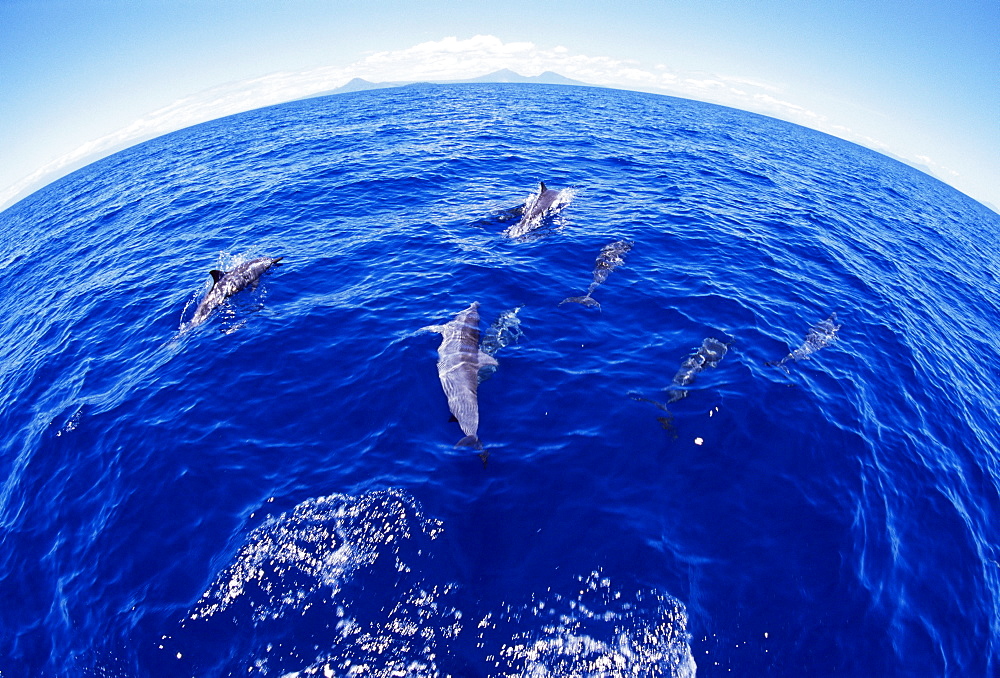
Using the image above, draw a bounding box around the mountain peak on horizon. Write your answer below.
[481,68,524,81]
[331,77,387,94]
[465,69,589,86]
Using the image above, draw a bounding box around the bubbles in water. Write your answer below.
[54,404,85,436]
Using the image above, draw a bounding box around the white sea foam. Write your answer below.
[481,570,696,678]
[184,493,693,677]
[190,488,443,622]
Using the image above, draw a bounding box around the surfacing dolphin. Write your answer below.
[667,337,729,403]
[185,256,283,329]
[765,313,841,371]
[502,182,571,239]
[422,302,498,463]
[560,240,634,309]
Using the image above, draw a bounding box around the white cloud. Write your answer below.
[0,34,930,210]
[916,154,959,178]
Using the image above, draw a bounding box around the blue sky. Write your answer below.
[1,0,997,211]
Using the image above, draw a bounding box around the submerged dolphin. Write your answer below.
[560,240,634,309]
[186,256,283,328]
[667,337,729,403]
[765,313,841,370]
[479,306,524,383]
[422,302,498,460]
[503,182,569,238]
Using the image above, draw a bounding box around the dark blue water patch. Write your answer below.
[0,83,998,677]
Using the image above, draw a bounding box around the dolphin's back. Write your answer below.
[425,302,497,448]
[438,305,483,436]
[561,240,633,308]
[591,240,633,285]
[187,256,283,328]
[504,182,567,238]
[766,313,841,368]
[667,337,729,402]
[219,257,282,296]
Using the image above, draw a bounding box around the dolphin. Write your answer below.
[186,256,283,328]
[503,182,569,238]
[765,313,841,371]
[479,306,524,383]
[560,240,634,309]
[667,337,729,403]
[422,302,498,461]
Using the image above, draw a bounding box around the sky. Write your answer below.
[1,0,997,212]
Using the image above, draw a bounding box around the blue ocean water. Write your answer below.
[0,83,998,677]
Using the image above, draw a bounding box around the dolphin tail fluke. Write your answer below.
[456,434,483,450]
[560,295,601,309]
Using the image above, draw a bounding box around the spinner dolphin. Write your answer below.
[766,313,841,370]
[186,256,284,329]
[422,302,497,461]
[503,182,571,238]
[561,240,633,309]
[667,337,729,403]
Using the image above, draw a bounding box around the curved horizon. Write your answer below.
[2,4,997,213]
[1,63,995,217]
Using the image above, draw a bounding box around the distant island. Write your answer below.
[458,69,588,86]
[305,69,592,100]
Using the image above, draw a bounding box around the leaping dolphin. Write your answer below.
[765,313,841,371]
[422,302,498,462]
[502,182,571,238]
[560,240,633,309]
[667,337,729,403]
[186,256,283,329]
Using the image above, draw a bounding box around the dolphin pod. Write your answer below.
[421,183,843,454]
[560,240,634,309]
[186,256,284,329]
[187,183,843,461]
[421,302,497,463]
[765,313,841,371]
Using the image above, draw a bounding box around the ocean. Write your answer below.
[0,83,997,677]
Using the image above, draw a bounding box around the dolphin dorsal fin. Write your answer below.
[209,269,225,284]
[539,181,547,192]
